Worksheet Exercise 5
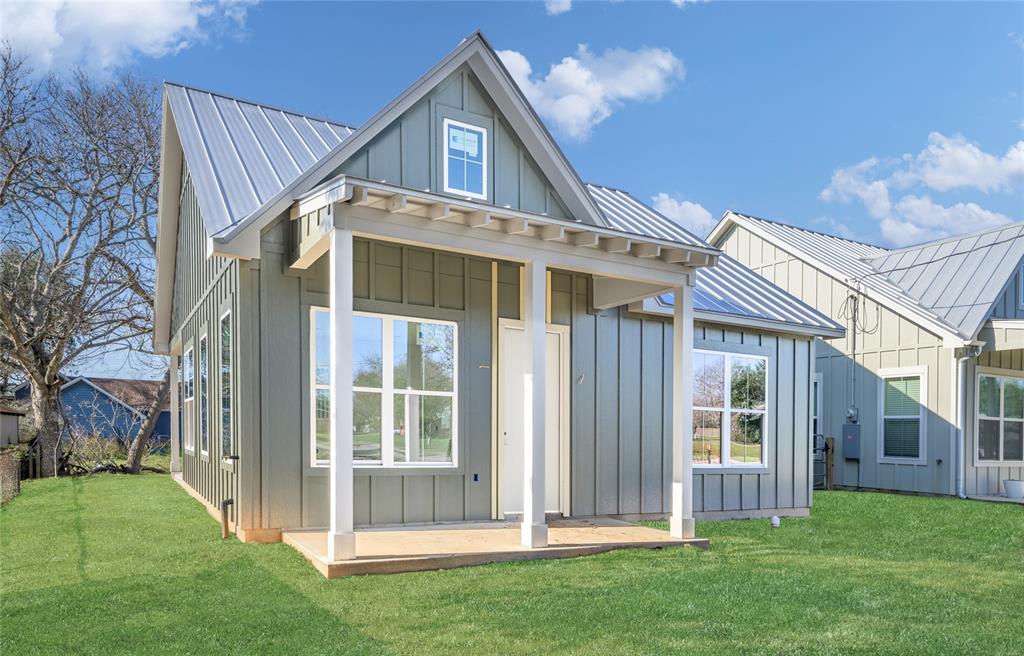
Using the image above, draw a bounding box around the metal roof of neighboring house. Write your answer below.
[865,222,1024,339]
[586,184,714,249]
[165,83,355,237]
[711,212,1024,343]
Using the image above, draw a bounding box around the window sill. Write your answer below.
[877,457,925,466]
[307,464,461,476]
[974,460,1024,468]
[694,465,770,475]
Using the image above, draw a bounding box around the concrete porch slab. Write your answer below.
[283,517,708,578]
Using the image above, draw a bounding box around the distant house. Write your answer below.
[1,406,26,447]
[15,377,170,445]
[709,213,1024,499]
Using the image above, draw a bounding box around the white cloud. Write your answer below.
[671,0,708,7]
[0,0,255,72]
[545,0,572,15]
[498,44,684,141]
[819,133,1022,246]
[651,192,715,237]
[889,133,1024,193]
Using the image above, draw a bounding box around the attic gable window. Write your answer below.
[443,118,487,200]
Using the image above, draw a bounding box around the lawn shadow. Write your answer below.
[1,557,398,655]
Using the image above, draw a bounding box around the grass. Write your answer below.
[2,476,1022,655]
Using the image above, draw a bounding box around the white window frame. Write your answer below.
[183,346,194,453]
[693,349,769,469]
[812,371,824,442]
[219,310,233,459]
[442,117,488,201]
[974,366,1024,467]
[309,306,459,469]
[198,333,209,457]
[876,365,928,465]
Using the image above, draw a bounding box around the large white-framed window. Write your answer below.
[877,366,927,464]
[219,310,232,458]
[183,346,194,453]
[442,118,487,201]
[310,307,458,469]
[198,333,209,457]
[976,367,1024,465]
[693,349,768,467]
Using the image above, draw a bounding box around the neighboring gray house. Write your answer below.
[710,212,1024,499]
[152,33,841,558]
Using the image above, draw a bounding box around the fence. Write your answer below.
[813,436,834,490]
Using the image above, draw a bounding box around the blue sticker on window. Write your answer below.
[446,122,485,197]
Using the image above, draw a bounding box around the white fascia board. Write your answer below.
[153,92,184,355]
[714,212,964,344]
[338,203,696,287]
[299,177,719,259]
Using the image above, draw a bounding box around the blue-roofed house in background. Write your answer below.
[152,31,846,575]
[14,377,171,446]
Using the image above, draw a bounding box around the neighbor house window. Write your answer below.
[443,118,487,200]
[199,333,209,456]
[220,311,232,458]
[693,350,767,466]
[183,347,194,452]
[977,370,1024,464]
[311,308,457,468]
[879,368,926,462]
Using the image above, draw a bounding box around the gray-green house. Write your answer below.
[153,33,842,558]
[710,212,1024,499]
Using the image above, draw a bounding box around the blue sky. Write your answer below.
[2,0,1023,375]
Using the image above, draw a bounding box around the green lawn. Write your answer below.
[2,476,1022,655]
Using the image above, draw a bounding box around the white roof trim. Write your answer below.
[631,298,846,338]
[208,32,608,259]
[153,93,183,354]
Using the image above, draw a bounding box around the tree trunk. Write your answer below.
[125,369,171,474]
[31,384,62,477]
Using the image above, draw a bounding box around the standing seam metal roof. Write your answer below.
[164,82,842,334]
[165,83,354,237]
[726,213,1024,341]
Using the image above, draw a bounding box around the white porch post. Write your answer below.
[328,226,356,561]
[521,259,548,548]
[169,353,181,474]
[670,278,696,539]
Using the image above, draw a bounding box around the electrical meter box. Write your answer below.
[842,423,861,460]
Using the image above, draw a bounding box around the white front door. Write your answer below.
[498,320,569,517]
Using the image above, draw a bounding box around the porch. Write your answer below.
[289,175,718,566]
[283,518,709,578]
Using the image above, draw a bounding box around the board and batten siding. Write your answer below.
[172,161,242,522]
[963,349,1024,496]
[330,64,572,221]
[0,413,19,447]
[718,224,956,496]
[987,271,1024,320]
[259,219,495,529]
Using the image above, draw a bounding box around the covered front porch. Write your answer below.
[289,176,717,573]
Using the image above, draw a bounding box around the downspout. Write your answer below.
[954,342,984,499]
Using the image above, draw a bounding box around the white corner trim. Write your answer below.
[876,365,928,466]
